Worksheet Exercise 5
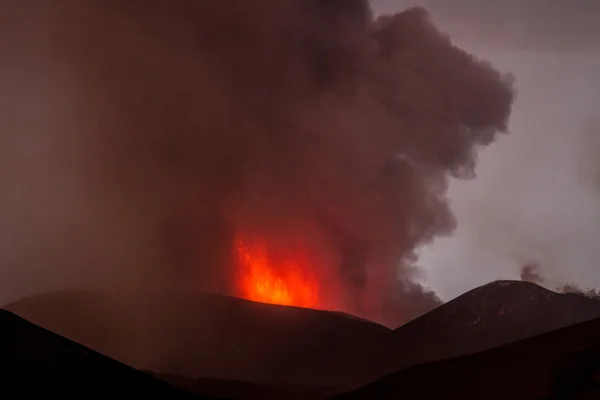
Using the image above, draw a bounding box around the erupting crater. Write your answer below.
[234,234,320,308]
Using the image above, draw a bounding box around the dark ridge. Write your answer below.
[151,372,336,400]
[0,310,210,398]
[365,280,600,380]
[5,290,389,387]
[9,280,595,399]
[333,314,600,399]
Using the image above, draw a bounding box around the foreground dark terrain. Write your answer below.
[6,290,389,397]
[336,315,600,399]
[367,280,600,378]
[0,310,206,398]
[5,280,600,399]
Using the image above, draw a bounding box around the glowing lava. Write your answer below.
[235,236,319,308]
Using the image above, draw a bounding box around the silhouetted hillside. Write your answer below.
[0,310,207,398]
[6,290,389,388]
[335,315,600,399]
[366,280,600,379]
[8,281,598,399]
[153,372,337,400]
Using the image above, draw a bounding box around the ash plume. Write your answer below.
[558,284,600,298]
[0,1,513,326]
[519,264,600,298]
[520,263,544,286]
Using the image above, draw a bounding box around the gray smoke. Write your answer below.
[384,0,600,301]
[520,263,600,298]
[520,263,544,286]
[0,1,514,326]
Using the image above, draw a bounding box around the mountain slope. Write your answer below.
[0,310,206,398]
[5,290,389,388]
[335,314,600,399]
[366,280,600,379]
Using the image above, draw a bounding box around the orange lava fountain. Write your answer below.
[234,235,319,308]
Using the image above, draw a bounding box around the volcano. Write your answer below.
[234,234,321,309]
[5,289,388,397]
[364,280,600,380]
[5,281,600,399]
[6,280,600,399]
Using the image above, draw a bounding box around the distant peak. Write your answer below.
[455,280,558,303]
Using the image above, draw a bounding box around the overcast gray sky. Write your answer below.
[373,0,600,300]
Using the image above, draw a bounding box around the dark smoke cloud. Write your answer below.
[1,1,513,326]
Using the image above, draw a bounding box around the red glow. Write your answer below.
[235,235,319,308]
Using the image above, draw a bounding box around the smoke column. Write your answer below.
[0,0,514,326]
[380,1,600,301]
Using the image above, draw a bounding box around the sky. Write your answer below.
[372,0,600,300]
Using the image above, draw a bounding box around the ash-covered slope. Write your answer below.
[334,314,600,400]
[368,280,600,378]
[6,290,389,388]
[0,310,205,398]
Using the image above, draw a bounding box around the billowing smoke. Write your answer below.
[400,1,600,300]
[559,284,600,298]
[0,1,513,325]
[520,264,600,298]
[520,263,544,286]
